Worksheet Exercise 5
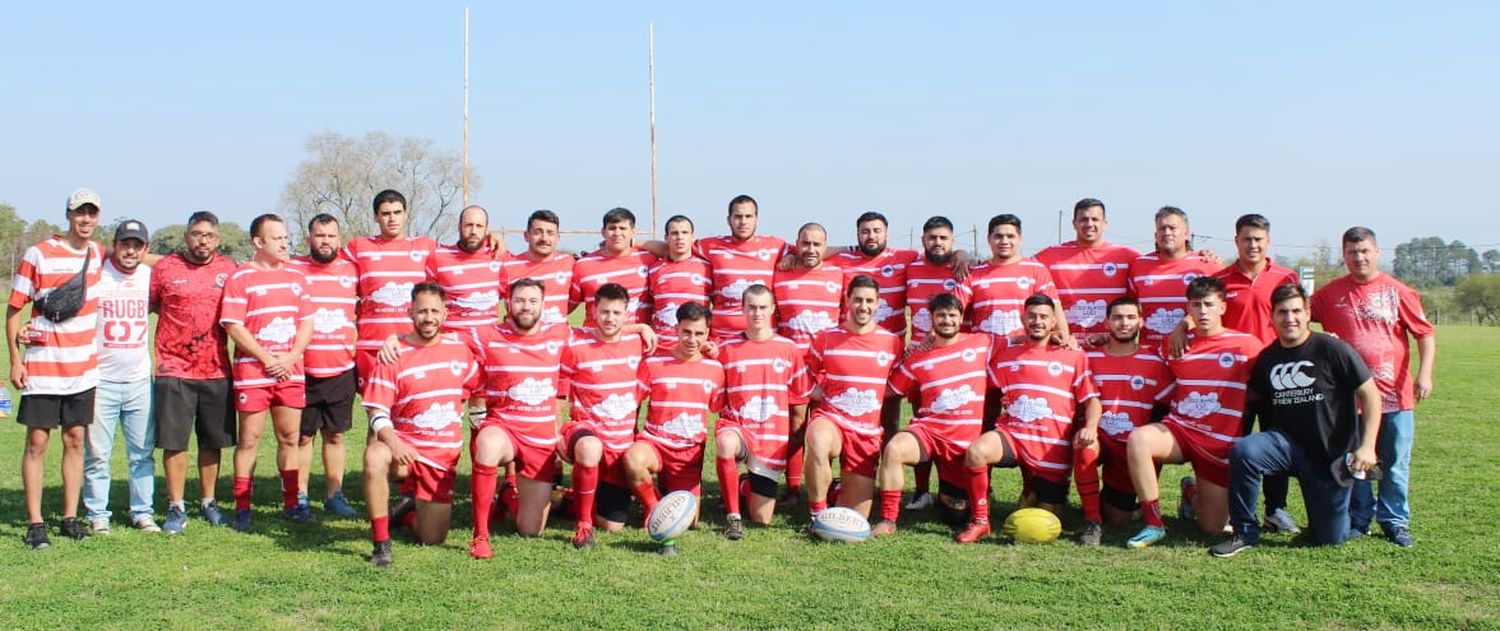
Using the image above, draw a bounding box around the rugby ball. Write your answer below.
[1001,507,1062,544]
[646,490,698,542]
[812,507,871,542]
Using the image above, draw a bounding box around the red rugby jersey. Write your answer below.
[361,334,481,470]
[1213,261,1300,345]
[806,325,904,438]
[964,258,1057,339]
[425,244,504,331]
[1310,273,1434,412]
[693,234,788,338]
[562,330,648,452]
[904,257,971,339]
[887,332,991,447]
[287,256,358,378]
[772,262,845,350]
[1127,251,1217,344]
[570,248,657,328]
[646,257,712,348]
[638,352,726,450]
[1086,348,1175,445]
[716,334,814,475]
[831,248,921,334]
[8,237,104,395]
[989,341,1098,480]
[500,251,575,326]
[1034,241,1140,337]
[342,235,438,353]
[467,322,571,450]
[150,252,237,380]
[1162,329,1262,452]
[219,265,314,389]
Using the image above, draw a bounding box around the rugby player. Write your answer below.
[1127,206,1217,346]
[688,195,788,341]
[571,207,657,329]
[427,205,504,333]
[342,190,438,384]
[831,212,922,335]
[646,215,712,350]
[1034,198,1140,340]
[965,214,1065,340]
[772,222,844,351]
[500,210,575,327]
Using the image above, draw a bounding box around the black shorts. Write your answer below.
[154,377,236,451]
[17,389,96,430]
[746,472,778,499]
[1029,476,1069,506]
[596,481,631,524]
[301,369,357,437]
[1102,484,1139,513]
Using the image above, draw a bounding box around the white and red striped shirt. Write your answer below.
[219,265,314,389]
[9,237,104,395]
[989,342,1098,481]
[806,325,903,438]
[426,244,504,331]
[1127,251,1217,344]
[904,257,971,340]
[1087,348,1175,445]
[1163,330,1262,458]
[646,257,712,348]
[964,258,1057,339]
[716,335,814,476]
[362,334,481,471]
[562,331,647,453]
[287,256,358,378]
[1034,241,1140,337]
[95,259,151,384]
[772,262,845,350]
[693,235,788,339]
[500,252,575,326]
[832,248,921,335]
[638,352,726,451]
[570,248,657,328]
[467,322,570,450]
[342,235,437,353]
[887,332,991,447]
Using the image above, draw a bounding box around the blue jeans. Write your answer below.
[1228,430,1352,545]
[83,379,156,521]
[1349,410,1413,532]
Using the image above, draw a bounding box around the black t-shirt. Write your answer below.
[1249,332,1373,464]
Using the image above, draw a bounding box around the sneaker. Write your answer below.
[1078,521,1103,547]
[297,492,310,509]
[657,540,680,556]
[90,518,112,536]
[905,492,934,511]
[723,515,746,541]
[954,521,991,544]
[324,492,358,517]
[1385,525,1415,548]
[469,536,493,560]
[869,520,899,538]
[232,509,253,532]
[371,540,393,568]
[163,505,188,534]
[1345,527,1365,542]
[1263,508,1302,535]
[1178,476,1198,522]
[60,517,89,541]
[1126,525,1167,549]
[390,493,417,529]
[199,500,229,526]
[23,522,51,549]
[133,515,162,533]
[283,504,313,524]
[571,525,596,550]
[1210,534,1256,558]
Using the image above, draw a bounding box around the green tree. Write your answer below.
[1393,237,1480,287]
[1455,274,1500,325]
[148,222,252,263]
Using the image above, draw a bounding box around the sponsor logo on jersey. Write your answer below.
[930,384,982,414]
[255,316,298,345]
[1006,395,1053,423]
[591,393,638,420]
[508,377,556,405]
[828,387,881,417]
[1066,299,1107,329]
[737,395,779,423]
[1176,391,1222,419]
[410,401,462,430]
[1099,411,1134,436]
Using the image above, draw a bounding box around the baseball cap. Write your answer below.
[114,219,149,244]
[67,188,102,212]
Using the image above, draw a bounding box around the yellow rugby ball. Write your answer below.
[1002,507,1062,544]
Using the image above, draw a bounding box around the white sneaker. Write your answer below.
[90,518,112,535]
[905,492,934,511]
[133,515,162,533]
[1263,508,1303,534]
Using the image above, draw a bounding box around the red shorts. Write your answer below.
[1098,437,1134,494]
[994,426,1072,486]
[559,422,628,488]
[903,424,969,489]
[716,422,788,479]
[813,414,881,479]
[643,438,704,496]
[1165,420,1231,488]
[355,350,377,389]
[408,459,458,504]
[234,380,306,413]
[474,423,559,483]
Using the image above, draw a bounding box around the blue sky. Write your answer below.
[3,2,1496,258]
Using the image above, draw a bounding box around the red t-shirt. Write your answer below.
[646,257,713,348]
[693,234,788,338]
[1086,348,1175,445]
[772,263,845,350]
[467,322,571,450]
[832,248,922,335]
[1162,330,1262,450]
[425,244,504,331]
[1034,241,1140,336]
[989,341,1098,479]
[904,257,972,339]
[562,331,648,452]
[500,251,576,327]
[570,249,657,328]
[716,334,814,476]
[1214,261,1301,345]
[638,353,726,450]
[1310,274,1434,412]
[1127,251,1218,344]
[150,253,238,380]
[965,258,1057,339]
[887,332,991,447]
[342,235,438,354]
[806,325,904,438]
[219,265,315,389]
[287,256,358,378]
[361,334,482,470]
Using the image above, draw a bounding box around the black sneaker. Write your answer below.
[1386,525,1415,548]
[1209,534,1255,558]
[23,522,51,549]
[371,540,393,568]
[1077,521,1103,546]
[723,515,746,541]
[59,517,89,541]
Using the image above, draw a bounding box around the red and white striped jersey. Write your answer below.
[425,244,504,331]
[806,325,904,438]
[964,258,1057,339]
[638,352,726,451]
[693,234,788,339]
[1127,252,1217,344]
[716,335,814,476]
[772,262,845,350]
[341,235,438,353]
[466,322,570,450]
[888,332,991,447]
[832,248,921,335]
[570,248,657,328]
[361,334,482,471]
[500,251,575,326]
[646,257,712,348]
[1087,348,1175,445]
[1162,330,1262,454]
[287,256,358,378]
[562,331,648,453]
[219,265,314,389]
[1034,241,1140,337]
[904,257,971,340]
[8,237,103,395]
[989,342,1099,480]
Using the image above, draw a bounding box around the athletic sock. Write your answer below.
[572,464,599,529]
[966,466,990,524]
[914,461,932,495]
[471,464,499,540]
[370,515,390,543]
[1074,444,1102,523]
[785,442,804,496]
[879,489,903,523]
[717,457,741,517]
[233,476,253,511]
[280,469,300,510]
[633,480,660,515]
[1142,498,1165,528]
[171,500,186,511]
[809,500,828,516]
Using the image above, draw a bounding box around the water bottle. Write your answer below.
[0,387,12,418]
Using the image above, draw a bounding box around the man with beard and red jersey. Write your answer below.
[220,214,316,531]
[500,210,575,327]
[1035,198,1141,341]
[688,195,788,341]
[557,283,648,549]
[869,293,990,537]
[342,190,438,385]
[427,205,504,333]
[713,285,813,539]
[571,207,657,330]
[803,275,905,522]
[646,215,712,350]
[773,223,844,351]
[1127,206,1217,346]
[362,282,482,567]
[965,214,1066,341]
[831,212,922,335]
[1072,297,1174,545]
[286,214,360,517]
[1124,276,1262,549]
[954,295,1101,544]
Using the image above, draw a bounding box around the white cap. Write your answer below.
[67,188,101,212]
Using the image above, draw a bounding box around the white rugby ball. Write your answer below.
[812,507,871,542]
[646,490,698,542]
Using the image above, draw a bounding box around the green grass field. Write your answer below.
[0,326,1495,630]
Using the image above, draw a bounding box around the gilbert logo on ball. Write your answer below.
[646,490,698,542]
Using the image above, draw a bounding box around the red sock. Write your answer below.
[785,443,804,494]
[1142,498,1164,527]
[371,515,390,543]
[634,480,660,515]
[809,500,828,515]
[914,461,932,495]
[233,476,253,511]
[717,457,741,516]
[879,489,903,523]
[280,469,300,510]
[572,464,599,529]
[966,466,990,524]
[471,464,498,540]
[1074,445,1102,523]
